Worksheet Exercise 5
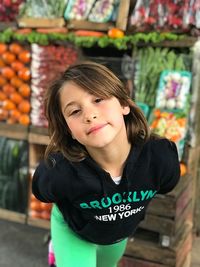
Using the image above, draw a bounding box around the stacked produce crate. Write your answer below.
[118,174,193,267]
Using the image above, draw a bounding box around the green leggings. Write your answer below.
[51,204,127,267]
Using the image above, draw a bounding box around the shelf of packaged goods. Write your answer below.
[0,208,26,224]
[28,126,49,145]
[0,122,28,140]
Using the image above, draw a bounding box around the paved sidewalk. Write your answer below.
[0,218,200,267]
[0,219,48,267]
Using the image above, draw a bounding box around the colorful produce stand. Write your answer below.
[0,1,200,266]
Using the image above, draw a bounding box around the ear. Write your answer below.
[122,105,130,115]
[72,134,76,140]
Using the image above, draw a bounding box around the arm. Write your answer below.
[32,154,72,203]
[152,138,180,194]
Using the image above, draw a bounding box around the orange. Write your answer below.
[0,43,7,55]
[11,60,24,71]
[10,109,21,121]
[10,76,23,88]
[18,50,31,64]
[0,91,7,101]
[18,83,31,98]
[7,117,17,124]
[0,58,6,68]
[10,92,23,104]
[2,84,16,95]
[9,43,23,54]
[18,67,31,81]
[30,210,41,219]
[108,28,124,38]
[3,99,16,110]
[18,100,30,114]
[40,202,52,212]
[30,201,42,211]
[0,108,8,120]
[40,211,50,220]
[2,51,16,64]
[0,75,7,86]
[180,163,187,176]
[1,67,15,80]
[19,114,30,125]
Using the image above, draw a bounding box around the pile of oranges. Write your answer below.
[0,42,31,125]
[29,193,52,220]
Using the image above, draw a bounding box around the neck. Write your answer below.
[87,140,131,177]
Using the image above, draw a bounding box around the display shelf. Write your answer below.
[28,126,49,145]
[0,122,28,140]
[0,208,26,224]
[0,22,17,31]
[136,37,197,48]
[27,217,50,229]
[17,17,65,28]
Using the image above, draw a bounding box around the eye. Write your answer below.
[70,109,80,116]
[95,98,103,103]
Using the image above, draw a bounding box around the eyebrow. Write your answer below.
[63,101,78,113]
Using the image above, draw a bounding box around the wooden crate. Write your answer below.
[119,251,191,267]
[122,222,192,267]
[67,0,130,31]
[145,174,191,218]
[0,122,28,140]
[136,174,193,247]
[17,17,65,28]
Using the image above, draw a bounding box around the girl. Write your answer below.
[32,61,180,267]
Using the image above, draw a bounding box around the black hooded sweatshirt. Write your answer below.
[32,138,180,245]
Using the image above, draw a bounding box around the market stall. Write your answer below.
[0,0,200,266]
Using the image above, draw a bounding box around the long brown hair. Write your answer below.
[44,61,151,162]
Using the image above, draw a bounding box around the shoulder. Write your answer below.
[147,137,178,154]
[35,152,73,175]
[144,137,179,165]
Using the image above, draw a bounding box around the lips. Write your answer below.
[87,124,108,135]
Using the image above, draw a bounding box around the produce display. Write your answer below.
[150,109,187,160]
[29,192,52,220]
[64,0,119,23]
[0,137,29,213]
[0,42,31,125]
[155,70,191,110]
[19,0,67,18]
[134,47,190,111]
[129,0,200,35]
[0,0,24,22]
[31,43,79,127]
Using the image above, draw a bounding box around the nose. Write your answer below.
[83,107,97,123]
[84,114,97,123]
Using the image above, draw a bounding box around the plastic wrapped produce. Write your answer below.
[155,70,192,110]
[0,0,24,22]
[129,0,200,33]
[88,0,118,23]
[30,44,79,127]
[64,0,96,20]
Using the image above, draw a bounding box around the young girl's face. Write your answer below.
[60,82,130,150]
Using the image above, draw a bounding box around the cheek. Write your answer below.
[66,119,82,138]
